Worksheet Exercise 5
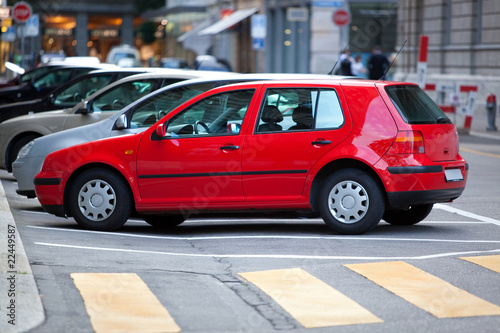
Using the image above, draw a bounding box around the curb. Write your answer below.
[0,178,45,332]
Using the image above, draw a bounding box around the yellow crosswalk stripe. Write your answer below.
[238,268,383,328]
[345,261,500,318]
[460,254,500,273]
[71,273,181,333]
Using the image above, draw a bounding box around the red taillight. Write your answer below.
[388,131,425,154]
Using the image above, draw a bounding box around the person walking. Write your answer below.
[367,46,389,80]
[351,54,366,77]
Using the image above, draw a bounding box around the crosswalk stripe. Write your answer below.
[238,268,383,328]
[71,273,181,333]
[345,261,500,318]
[460,254,500,273]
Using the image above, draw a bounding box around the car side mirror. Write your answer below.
[115,114,128,130]
[80,100,91,114]
[156,123,166,138]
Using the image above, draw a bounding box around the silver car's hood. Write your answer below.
[26,117,116,158]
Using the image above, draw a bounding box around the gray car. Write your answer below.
[13,73,344,198]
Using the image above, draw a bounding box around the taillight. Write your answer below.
[388,130,425,154]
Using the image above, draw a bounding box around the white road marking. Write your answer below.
[26,225,500,243]
[34,242,500,260]
[435,204,500,226]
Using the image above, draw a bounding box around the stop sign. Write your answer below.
[333,9,350,27]
[12,2,32,23]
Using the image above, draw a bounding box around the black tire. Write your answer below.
[68,168,132,231]
[318,169,385,235]
[142,215,186,228]
[7,134,39,172]
[383,204,434,225]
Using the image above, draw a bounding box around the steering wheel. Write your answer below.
[194,120,211,134]
[112,99,125,109]
[73,93,83,102]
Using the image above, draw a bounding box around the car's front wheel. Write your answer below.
[68,168,132,231]
[142,215,186,228]
[318,169,385,234]
[382,204,434,225]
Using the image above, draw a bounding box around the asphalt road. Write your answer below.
[1,133,500,333]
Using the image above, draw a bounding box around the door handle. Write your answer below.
[311,140,331,146]
[220,145,240,151]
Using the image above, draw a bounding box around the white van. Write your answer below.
[106,45,141,67]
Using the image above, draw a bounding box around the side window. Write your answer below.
[92,79,157,113]
[54,75,114,106]
[128,82,218,129]
[256,88,344,133]
[165,89,255,137]
[33,69,72,88]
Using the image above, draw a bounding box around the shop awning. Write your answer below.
[199,7,258,35]
[177,20,212,42]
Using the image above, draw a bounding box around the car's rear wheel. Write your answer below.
[142,215,186,228]
[68,168,132,231]
[382,204,434,225]
[318,169,385,234]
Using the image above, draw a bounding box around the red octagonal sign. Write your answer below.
[333,9,350,27]
[12,2,32,23]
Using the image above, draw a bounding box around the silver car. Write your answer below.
[13,73,344,198]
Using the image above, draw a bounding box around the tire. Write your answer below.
[7,134,39,172]
[383,204,434,225]
[68,168,132,231]
[318,169,385,235]
[142,215,186,228]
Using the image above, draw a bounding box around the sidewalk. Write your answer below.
[0,172,44,333]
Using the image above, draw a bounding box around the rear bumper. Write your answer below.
[386,187,465,209]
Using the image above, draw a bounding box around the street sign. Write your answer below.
[0,6,10,19]
[25,13,39,36]
[252,37,265,50]
[332,9,350,26]
[2,26,15,42]
[12,1,31,23]
[251,14,266,39]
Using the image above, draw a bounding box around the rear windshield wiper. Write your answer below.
[436,117,452,124]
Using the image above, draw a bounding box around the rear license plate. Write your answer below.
[445,168,463,182]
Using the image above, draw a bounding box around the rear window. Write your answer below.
[385,85,451,124]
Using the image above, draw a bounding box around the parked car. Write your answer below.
[0,64,115,105]
[12,73,339,198]
[160,57,191,69]
[33,79,468,234]
[106,44,141,67]
[0,68,151,124]
[1,70,217,172]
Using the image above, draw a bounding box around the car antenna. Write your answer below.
[379,40,407,80]
[328,42,350,75]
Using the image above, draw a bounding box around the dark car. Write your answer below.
[0,68,150,123]
[0,65,114,105]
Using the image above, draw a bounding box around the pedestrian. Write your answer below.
[351,54,366,77]
[337,49,353,76]
[367,45,390,80]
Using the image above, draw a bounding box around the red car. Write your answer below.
[34,79,468,234]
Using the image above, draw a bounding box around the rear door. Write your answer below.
[241,85,351,201]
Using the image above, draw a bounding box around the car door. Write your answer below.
[136,89,256,208]
[242,85,351,202]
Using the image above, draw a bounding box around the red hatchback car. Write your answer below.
[34,79,468,234]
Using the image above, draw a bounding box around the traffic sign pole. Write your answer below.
[12,2,32,69]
